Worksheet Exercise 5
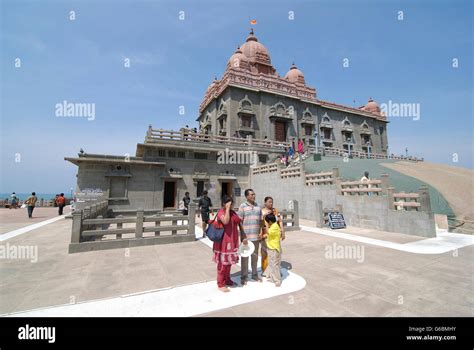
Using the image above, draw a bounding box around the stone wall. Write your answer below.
[250,163,436,237]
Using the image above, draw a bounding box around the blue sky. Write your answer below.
[1,0,472,193]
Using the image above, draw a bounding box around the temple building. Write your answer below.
[65,29,390,210]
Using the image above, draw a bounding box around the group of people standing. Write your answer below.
[207,189,285,293]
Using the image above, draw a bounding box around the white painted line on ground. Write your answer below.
[0,213,70,242]
[3,223,306,317]
[300,225,473,254]
[4,269,305,317]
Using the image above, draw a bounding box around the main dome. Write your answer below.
[240,29,271,65]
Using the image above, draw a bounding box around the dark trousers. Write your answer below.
[58,204,65,215]
[27,206,34,218]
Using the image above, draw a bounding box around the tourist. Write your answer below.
[25,192,38,218]
[212,195,248,292]
[238,188,262,284]
[10,192,18,209]
[182,192,191,216]
[261,213,283,287]
[198,190,213,237]
[360,171,372,196]
[260,196,285,277]
[298,139,304,155]
[56,193,66,215]
[288,144,295,160]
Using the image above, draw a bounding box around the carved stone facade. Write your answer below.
[198,29,389,154]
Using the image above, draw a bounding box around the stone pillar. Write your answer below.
[315,199,324,228]
[387,187,395,210]
[117,215,123,239]
[380,173,390,194]
[71,211,83,244]
[292,200,299,229]
[135,209,144,238]
[332,167,340,179]
[248,134,253,147]
[418,185,431,212]
[188,202,196,237]
[335,177,343,195]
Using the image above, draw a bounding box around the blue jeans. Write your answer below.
[27,206,34,218]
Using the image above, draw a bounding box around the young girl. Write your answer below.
[262,213,282,287]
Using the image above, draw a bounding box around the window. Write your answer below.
[241,115,251,128]
[194,152,208,160]
[234,188,241,197]
[168,150,176,158]
[196,181,204,197]
[158,150,166,157]
[305,126,313,136]
[109,178,127,198]
[177,151,185,158]
[323,129,331,140]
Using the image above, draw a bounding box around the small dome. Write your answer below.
[240,29,271,63]
[362,98,381,114]
[206,76,218,92]
[228,47,248,68]
[284,63,305,83]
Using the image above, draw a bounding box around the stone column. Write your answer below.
[188,202,196,237]
[71,211,83,244]
[293,200,299,229]
[418,185,431,212]
[315,199,324,228]
[387,187,395,210]
[135,209,144,238]
[380,173,390,195]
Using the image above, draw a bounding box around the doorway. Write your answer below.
[275,121,286,142]
[163,181,176,208]
[221,182,233,201]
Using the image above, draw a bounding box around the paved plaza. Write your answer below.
[0,207,472,317]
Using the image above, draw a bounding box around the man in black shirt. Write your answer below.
[182,192,191,215]
[198,190,213,237]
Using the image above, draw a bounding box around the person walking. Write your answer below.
[198,190,213,237]
[56,193,66,215]
[25,192,38,218]
[238,188,262,285]
[182,192,191,216]
[212,195,248,292]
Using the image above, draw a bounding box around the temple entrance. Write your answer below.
[163,181,176,208]
[275,121,286,142]
[221,181,233,200]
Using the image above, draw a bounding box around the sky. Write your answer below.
[1,0,473,193]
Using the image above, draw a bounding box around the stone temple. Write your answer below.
[65,29,390,210]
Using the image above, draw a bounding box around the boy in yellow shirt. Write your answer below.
[262,213,282,287]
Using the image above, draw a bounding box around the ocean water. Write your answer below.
[0,193,63,201]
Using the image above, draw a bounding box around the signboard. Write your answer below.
[328,212,346,229]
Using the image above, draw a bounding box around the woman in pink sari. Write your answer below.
[298,139,304,154]
[212,195,248,292]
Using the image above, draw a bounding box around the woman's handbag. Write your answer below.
[206,211,225,242]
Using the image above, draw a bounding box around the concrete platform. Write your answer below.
[0,212,472,316]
